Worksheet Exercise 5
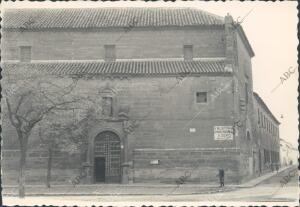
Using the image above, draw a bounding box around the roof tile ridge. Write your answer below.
[192,7,224,23]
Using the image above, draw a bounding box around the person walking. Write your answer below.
[218,168,225,187]
[271,162,274,172]
[276,162,279,173]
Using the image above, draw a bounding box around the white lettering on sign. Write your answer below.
[214,126,234,140]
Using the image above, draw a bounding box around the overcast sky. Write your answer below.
[2,1,298,147]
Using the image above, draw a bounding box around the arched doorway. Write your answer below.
[94,131,121,183]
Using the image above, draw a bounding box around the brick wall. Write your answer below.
[2,75,236,185]
[2,24,243,185]
[76,75,236,153]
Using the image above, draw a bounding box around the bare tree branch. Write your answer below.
[17,114,30,124]
[5,97,21,128]
[24,107,35,119]
[15,92,31,115]
[37,79,79,108]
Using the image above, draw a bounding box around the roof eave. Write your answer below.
[253,92,280,125]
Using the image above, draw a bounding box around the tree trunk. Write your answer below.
[18,144,27,198]
[17,131,30,198]
[46,146,52,188]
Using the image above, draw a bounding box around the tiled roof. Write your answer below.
[2,7,224,29]
[2,60,229,76]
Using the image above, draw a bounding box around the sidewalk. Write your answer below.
[3,165,296,196]
[236,165,296,188]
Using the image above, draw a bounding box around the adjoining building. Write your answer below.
[252,92,280,174]
[280,139,298,166]
[1,7,280,185]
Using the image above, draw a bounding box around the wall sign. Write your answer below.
[189,128,196,133]
[214,126,234,140]
[150,160,160,165]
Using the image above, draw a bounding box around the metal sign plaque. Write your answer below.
[214,126,234,140]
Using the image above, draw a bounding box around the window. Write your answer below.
[183,45,193,61]
[264,149,268,164]
[196,92,207,103]
[271,124,273,134]
[247,131,251,140]
[270,123,272,133]
[102,97,113,116]
[260,113,263,127]
[20,46,31,62]
[257,109,260,124]
[265,117,267,129]
[104,45,116,62]
[245,83,248,104]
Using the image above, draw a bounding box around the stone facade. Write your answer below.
[2,28,225,61]
[1,8,280,186]
[253,93,281,174]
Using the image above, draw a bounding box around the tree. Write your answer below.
[2,65,81,197]
[39,107,96,188]
[38,122,61,188]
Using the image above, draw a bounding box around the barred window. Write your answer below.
[196,92,207,103]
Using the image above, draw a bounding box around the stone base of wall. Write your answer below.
[3,148,244,185]
[2,149,82,185]
[132,148,242,184]
[2,169,80,185]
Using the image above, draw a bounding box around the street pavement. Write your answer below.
[3,166,298,206]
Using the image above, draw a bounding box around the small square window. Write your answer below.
[104,45,116,62]
[20,46,31,62]
[183,45,193,61]
[196,92,207,103]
